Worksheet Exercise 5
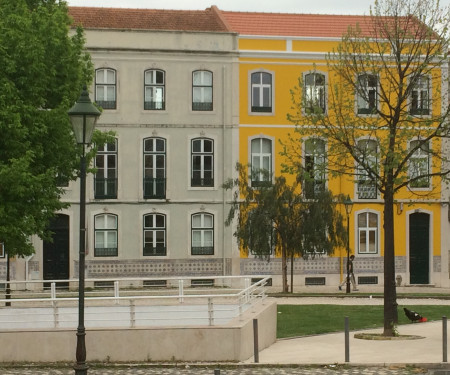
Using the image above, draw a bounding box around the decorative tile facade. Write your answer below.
[75,259,233,278]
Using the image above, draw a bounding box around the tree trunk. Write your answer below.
[383,188,398,336]
[290,253,294,293]
[5,253,11,307]
[281,247,288,293]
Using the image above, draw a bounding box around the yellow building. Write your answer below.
[221,11,450,288]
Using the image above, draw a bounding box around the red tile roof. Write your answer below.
[68,6,231,33]
[220,11,375,38]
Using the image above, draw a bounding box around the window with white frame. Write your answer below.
[95,139,118,199]
[95,68,116,109]
[94,214,118,257]
[191,138,214,187]
[192,70,213,111]
[144,137,166,198]
[410,75,430,115]
[304,72,326,113]
[356,139,377,199]
[191,213,214,255]
[358,211,378,254]
[251,72,272,113]
[250,137,272,187]
[357,73,378,114]
[144,69,165,110]
[304,138,326,198]
[409,140,430,188]
[143,213,166,256]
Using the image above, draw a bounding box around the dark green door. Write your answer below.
[43,214,70,287]
[409,212,429,284]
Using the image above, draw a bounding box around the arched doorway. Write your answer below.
[43,214,70,287]
[409,212,430,284]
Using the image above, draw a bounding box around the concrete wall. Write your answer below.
[0,301,276,362]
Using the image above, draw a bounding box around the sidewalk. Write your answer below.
[247,293,450,367]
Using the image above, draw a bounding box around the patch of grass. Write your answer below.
[277,304,450,339]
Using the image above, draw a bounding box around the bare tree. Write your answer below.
[285,0,450,336]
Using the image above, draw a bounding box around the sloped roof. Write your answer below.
[220,11,374,38]
[68,6,231,33]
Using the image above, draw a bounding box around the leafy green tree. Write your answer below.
[224,163,346,293]
[284,0,450,335]
[0,0,93,257]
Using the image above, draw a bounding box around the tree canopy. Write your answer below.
[0,0,92,256]
[224,163,346,293]
[284,0,450,335]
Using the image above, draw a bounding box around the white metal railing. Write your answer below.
[0,275,270,330]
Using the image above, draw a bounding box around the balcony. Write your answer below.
[191,246,214,255]
[143,246,167,256]
[357,181,377,199]
[95,178,118,199]
[144,101,165,110]
[192,102,213,111]
[94,247,118,257]
[96,100,116,110]
[191,177,214,187]
[143,178,166,199]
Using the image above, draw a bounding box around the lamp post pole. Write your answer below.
[68,86,101,375]
[346,212,351,294]
[343,196,353,294]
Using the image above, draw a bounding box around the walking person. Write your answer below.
[338,254,358,291]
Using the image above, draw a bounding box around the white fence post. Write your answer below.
[51,282,56,307]
[114,280,120,304]
[179,279,184,303]
[208,297,214,326]
[130,300,135,328]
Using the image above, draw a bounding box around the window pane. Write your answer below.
[106,69,115,83]
[369,230,376,252]
[95,233,105,247]
[155,70,164,84]
[107,231,117,247]
[368,213,377,227]
[251,139,261,153]
[192,215,201,227]
[192,140,201,152]
[261,139,271,153]
[144,215,153,228]
[202,71,212,85]
[358,213,367,227]
[204,214,213,227]
[155,215,165,227]
[204,230,213,246]
[106,215,117,229]
[262,72,271,85]
[155,139,165,152]
[204,140,213,153]
[106,86,115,101]
[359,231,367,252]
[193,87,202,102]
[145,231,154,244]
[192,230,201,246]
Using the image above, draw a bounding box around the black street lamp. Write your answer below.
[343,195,354,294]
[68,86,101,375]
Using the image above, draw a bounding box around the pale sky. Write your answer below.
[66,0,447,15]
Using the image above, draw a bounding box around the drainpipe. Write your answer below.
[222,64,227,277]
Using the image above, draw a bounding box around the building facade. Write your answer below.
[4,7,449,289]
[220,11,450,288]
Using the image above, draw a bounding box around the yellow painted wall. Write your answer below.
[237,37,443,260]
